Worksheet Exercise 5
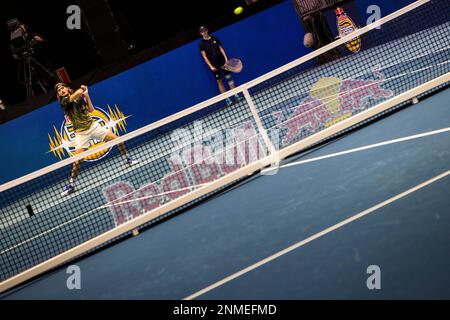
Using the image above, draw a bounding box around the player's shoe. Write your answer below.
[61,184,75,197]
[225,98,233,106]
[125,157,139,165]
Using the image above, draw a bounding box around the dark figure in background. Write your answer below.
[292,0,341,65]
[8,19,57,99]
[9,22,54,71]
[199,26,239,106]
[10,23,46,59]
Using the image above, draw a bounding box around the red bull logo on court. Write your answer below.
[274,66,393,147]
[102,121,267,226]
[101,67,393,227]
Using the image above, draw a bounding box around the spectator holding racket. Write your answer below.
[199,26,238,105]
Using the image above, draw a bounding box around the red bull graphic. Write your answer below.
[101,67,393,226]
[48,105,130,162]
[339,67,393,112]
[102,121,267,226]
[274,66,393,147]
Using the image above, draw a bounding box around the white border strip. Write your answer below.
[0,71,447,294]
[0,0,430,192]
[243,88,277,155]
[184,169,450,300]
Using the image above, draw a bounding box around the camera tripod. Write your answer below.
[18,51,58,101]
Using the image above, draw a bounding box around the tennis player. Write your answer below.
[55,82,138,197]
[199,26,238,105]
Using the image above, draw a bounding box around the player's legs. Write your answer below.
[103,130,139,165]
[104,131,127,156]
[70,148,87,181]
[61,125,93,196]
[89,121,126,157]
[224,72,235,90]
[212,68,227,94]
[61,147,87,196]
[222,70,241,103]
[212,68,233,106]
[216,79,227,94]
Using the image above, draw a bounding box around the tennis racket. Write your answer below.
[222,58,243,73]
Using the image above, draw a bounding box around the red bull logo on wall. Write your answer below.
[48,105,130,162]
[273,66,394,147]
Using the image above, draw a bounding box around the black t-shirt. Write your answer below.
[199,36,225,66]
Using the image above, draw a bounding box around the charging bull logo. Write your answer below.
[274,66,393,147]
[48,105,130,162]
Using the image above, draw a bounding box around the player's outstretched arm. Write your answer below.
[69,88,85,102]
[83,90,94,113]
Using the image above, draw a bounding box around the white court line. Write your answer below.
[279,127,450,170]
[184,169,450,300]
[0,183,210,256]
[260,126,450,175]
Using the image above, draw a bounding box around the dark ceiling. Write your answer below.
[0,0,283,106]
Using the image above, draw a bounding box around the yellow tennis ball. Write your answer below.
[234,7,244,15]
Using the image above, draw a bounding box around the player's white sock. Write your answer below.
[70,177,76,186]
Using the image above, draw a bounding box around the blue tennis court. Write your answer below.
[2,86,449,300]
[1,0,449,300]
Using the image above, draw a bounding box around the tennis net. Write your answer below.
[1,0,449,293]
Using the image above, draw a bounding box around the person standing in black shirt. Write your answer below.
[199,26,237,104]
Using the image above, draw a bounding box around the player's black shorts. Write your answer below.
[212,67,231,80]
[210,55,231,80]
